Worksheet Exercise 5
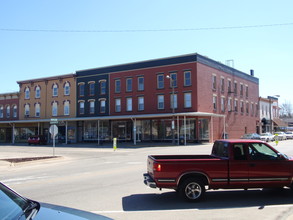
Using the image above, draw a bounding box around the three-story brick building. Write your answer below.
[75,53,259,144]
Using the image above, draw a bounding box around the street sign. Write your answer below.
[49,125,58,137]
[50,118,58,125]
[49,124,58,157]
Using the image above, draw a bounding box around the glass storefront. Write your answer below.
[14,128,35,143]
[80,117,210,143]
[83,120,110,141]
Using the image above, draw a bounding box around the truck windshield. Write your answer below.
[212,141,228,158]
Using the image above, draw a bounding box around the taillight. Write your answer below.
[153,163,162,172]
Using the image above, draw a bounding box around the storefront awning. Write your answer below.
[0,112,225,124]
[273,118,288,127]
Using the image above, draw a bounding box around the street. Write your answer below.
[1,141,293,220]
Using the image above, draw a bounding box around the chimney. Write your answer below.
[250,69,254,76]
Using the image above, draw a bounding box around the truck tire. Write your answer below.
[180,178,205,202]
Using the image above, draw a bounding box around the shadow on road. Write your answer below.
[122,188,293,211]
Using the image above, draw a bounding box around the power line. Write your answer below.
[1,22,293,33]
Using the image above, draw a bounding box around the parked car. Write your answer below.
[241,133,261,140]
[0,182,110,220]
[274,132,287,141]
[260,132,275,142]
[285,131,293,139]
[28,135,47,145]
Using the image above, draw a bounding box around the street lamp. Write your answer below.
[166,75,175,145]
[268,95,280,133]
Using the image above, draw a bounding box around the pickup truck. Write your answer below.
[143,139,293,202]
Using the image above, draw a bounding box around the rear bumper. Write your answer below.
[143,173,157,188]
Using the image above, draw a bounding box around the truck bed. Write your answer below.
[150,154,217,160]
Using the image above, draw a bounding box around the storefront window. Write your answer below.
[198,118,209,140]
[14,128,35,143]
[0,128,5,142]
[83,121,110,141]
[179,118,196,141]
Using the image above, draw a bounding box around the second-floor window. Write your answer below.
[228,98,232,112]
[138,96,144,111]
[79,102,85,114]
[64,101,70,115]
[126,97,132,111]
[52,102,58,116]
[115,98,121,112]
[234,100,238,112]
[100,100,106,113]
[35,103,40,117]
[6,106,10,118]
[0,106,3,118]
[184,93,191,108]
[25,104,30,116]
[157,95,164,109]
[221,97,225,112]
[213,96,217,111]
[89,101,95,114]
[170,94,177,109]
[13,105,17,118]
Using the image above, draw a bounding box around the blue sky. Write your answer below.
[1,0,293,104]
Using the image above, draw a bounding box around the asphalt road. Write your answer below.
[1,140,293,220]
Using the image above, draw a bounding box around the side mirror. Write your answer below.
[277,153,285,160]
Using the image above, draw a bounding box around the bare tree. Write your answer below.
[280,100,293,118]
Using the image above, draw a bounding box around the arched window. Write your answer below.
[35,86,41,98]
[35,103,40,117]
[64,100,70,115]
[25,87,30,99]
[52,84,58,97]
[0,106,3,118]
[25,104,30,117]
[52,101,58,116]
[64,82,70,96]
[6,105,10,118]
[13,105,17,118]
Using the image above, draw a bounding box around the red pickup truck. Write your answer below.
[143,139,293,202]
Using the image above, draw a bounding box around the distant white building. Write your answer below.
[259,96,286,133]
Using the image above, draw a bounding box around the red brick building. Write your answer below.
[77,53,259,144]
[0,92,19,142]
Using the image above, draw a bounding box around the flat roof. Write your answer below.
[76,53,259,84]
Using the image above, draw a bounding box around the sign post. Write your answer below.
[49,124,58,156]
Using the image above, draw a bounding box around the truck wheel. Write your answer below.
[180,178,205,202]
